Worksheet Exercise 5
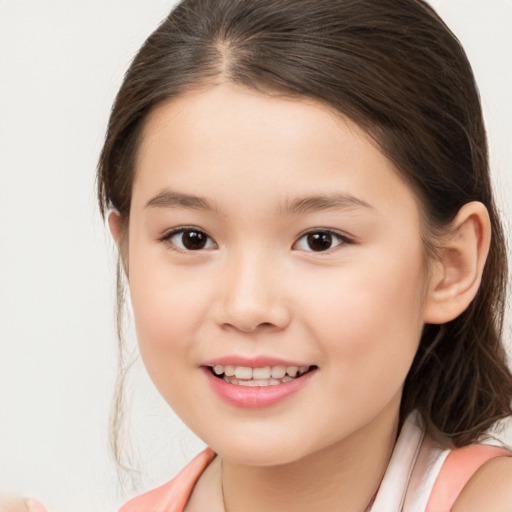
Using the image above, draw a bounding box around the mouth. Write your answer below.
[208,364,317,387]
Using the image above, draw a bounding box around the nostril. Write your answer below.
[222,319,285,333]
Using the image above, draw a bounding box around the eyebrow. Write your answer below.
[282,193,373,215]
[145,189,373,215]
[145,190,214,210]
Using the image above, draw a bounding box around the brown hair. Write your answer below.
[97,0,512,467]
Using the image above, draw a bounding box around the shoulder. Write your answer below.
[452,455,512,512]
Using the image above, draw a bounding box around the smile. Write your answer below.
[209,364,315,386]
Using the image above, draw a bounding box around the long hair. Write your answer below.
[97,0,512,467]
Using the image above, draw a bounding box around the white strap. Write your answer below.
[371,411,425,512]
[402,434,450,511]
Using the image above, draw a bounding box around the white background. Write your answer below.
[0,1,511,511]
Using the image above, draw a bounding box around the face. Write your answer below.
[126,84,431,466]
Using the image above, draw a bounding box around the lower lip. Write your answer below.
[203,367,316,408]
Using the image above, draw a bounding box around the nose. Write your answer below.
[215,252,291,333]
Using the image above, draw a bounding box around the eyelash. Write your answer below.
[293,229,351,253]
[159,227,217,252]
[159,227,352,253]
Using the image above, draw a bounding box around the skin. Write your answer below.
[0,498,43,512]
[108,83,508,511]
[453,457,512,511]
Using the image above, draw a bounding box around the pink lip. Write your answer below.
[202,356,310,368]
[202,366,316,409]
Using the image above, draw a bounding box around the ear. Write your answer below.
[423,201,491,324]
[108,210,130,276]
[108,210,123,245]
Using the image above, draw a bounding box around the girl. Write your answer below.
[98,0,512,510]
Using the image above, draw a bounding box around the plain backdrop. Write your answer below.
[0,1,511,511]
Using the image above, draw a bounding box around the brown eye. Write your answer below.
[166,228,216,251]
[307,232,333,251]
[294,230,347,252]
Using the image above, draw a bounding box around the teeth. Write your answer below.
[211,364,312,383]
[234,366,253,379]
[223,378,287,387]
[252,366,271,379]
[224,365,236,377]
[271,366,287,378]
[286,366,299,377]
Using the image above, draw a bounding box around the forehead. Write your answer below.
[137,84,354,165]
[132,84,420,219]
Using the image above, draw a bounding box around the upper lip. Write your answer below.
[202,356,314,368]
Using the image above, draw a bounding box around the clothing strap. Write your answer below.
[425,444,511,512]
[118,447,216,512]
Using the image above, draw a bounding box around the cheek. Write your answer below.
[303,249,427,380]
[128,278,212,414]
[126,248,212,382]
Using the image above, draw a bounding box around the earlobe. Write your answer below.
[423,202,491,324]
[108,210,123,245]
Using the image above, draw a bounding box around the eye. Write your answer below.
[163,228,217,251]
[294,230,348,252]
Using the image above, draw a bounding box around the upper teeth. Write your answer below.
[212,365,310,380]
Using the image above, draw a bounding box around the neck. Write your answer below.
[221,406,399,512]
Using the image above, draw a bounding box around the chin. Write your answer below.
[204,429,320,467]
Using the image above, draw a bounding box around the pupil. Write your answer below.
[307,232,332,251]
[183,230,206,250]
